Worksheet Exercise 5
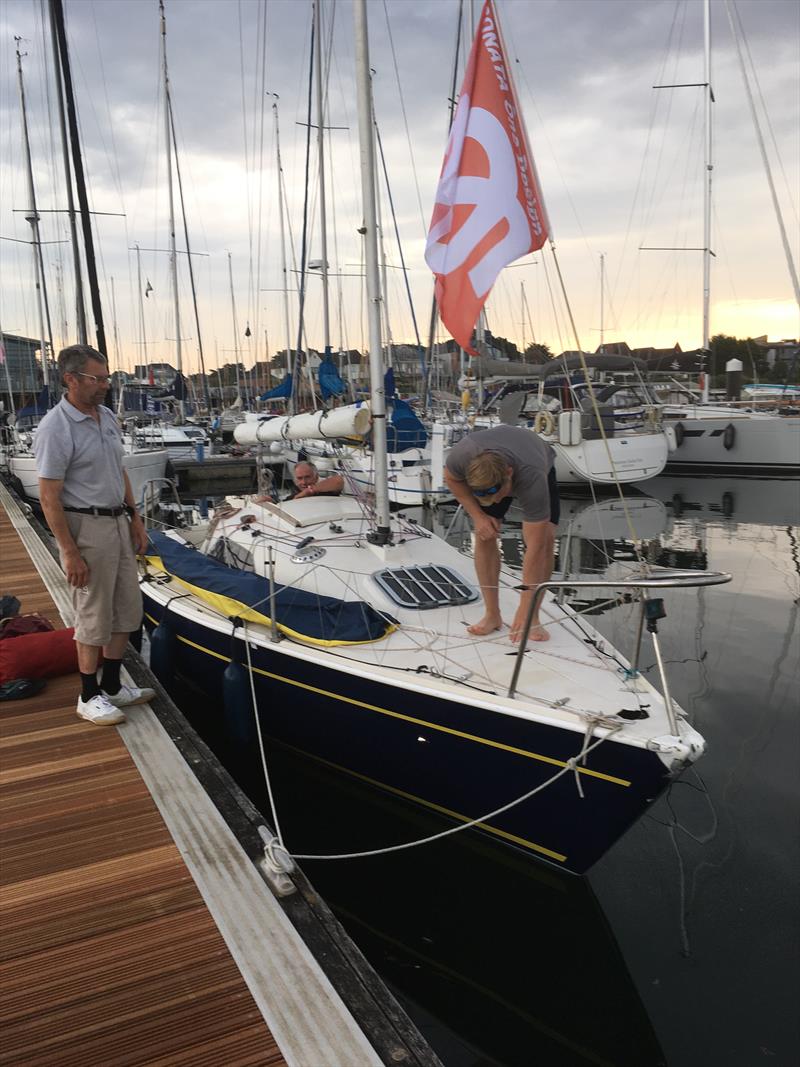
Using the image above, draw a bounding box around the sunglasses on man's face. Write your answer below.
[470,483,502,498]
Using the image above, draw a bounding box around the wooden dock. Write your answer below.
[0,483,438,1067]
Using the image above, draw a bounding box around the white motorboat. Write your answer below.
[125,423,209,460]
[445,356,671,488]
[659,392,800,475]
[7,443,169,509]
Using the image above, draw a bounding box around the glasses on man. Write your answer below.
[74,371,112,385]
[470,483,501,498]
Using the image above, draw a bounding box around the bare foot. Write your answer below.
[467,615,503,636]
[509,619,551,644]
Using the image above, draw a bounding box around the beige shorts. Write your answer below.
[63,513,143,646]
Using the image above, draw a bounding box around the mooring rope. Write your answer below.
[240,620,622,866]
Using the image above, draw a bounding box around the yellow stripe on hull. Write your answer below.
[145,608,631,789]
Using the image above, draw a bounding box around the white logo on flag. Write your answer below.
[425,98,529,298]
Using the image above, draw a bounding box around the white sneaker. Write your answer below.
[77,693,126,725]
[101,683,155,708]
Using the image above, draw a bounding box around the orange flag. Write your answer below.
[425,0,549,354]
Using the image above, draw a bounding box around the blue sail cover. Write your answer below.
[318,350,346,401]
[260,373,292,401]
[384,366,396,399]
[16,386,50,421]
[386,397,427,451]
[147,529,392,644]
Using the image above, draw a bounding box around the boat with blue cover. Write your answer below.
[140,0,730,877]
[141,496,726,875]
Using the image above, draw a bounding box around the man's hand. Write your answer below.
[63,547,89,588]
[130,514,149,555]
[473,512,501,542]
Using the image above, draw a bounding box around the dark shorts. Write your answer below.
[482,466,560,526]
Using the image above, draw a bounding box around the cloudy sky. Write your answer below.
[1,0,797,377]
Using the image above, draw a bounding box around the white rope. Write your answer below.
[242,624,287,859]
[232,582,626,863]
[289,725,621,861]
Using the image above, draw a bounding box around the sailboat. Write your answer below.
[139,0,730,876]
[648,0,799,474]
[5,18,168,510]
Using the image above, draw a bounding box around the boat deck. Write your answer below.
[1,486,431,1066]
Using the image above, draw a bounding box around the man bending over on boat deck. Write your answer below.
[286,460,344,500]
[444,424,559,644]
[34,344,154,726]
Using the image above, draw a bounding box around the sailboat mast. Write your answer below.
[167,93,210,412]
[599,252,605,356]
[353,0,390,543]
[273,101,293,387]
[227,253,243,403]
[314,0,331,351]
[15,40,51,394]
[160,0,182,410]
[0,320,16,413]
[135,244,148,368]
[701,0,713,403]
[50,0,107,358]
[110,274,121,369]
[48,6,86,344]
[373,105,394,368]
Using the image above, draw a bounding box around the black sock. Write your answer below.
[100,658,122,695]
[80,672,101,703]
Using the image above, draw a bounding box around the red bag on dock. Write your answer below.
[0,613,55,640]
[0,627,79,683]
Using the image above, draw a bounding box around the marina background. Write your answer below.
[1,0,797,373]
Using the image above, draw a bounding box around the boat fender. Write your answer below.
[723,422,736,451]
[664,425,678,453]
[671,493,683,518]
[533,410,555,437]
[721,491,734,518]
[222,627,256,747]
[149,612,177,688]
[673,421,685,447]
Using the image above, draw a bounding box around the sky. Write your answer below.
[0,0,798,378]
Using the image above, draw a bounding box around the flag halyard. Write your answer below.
[425,0,549,353]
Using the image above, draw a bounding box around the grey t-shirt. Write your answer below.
[446,424,555,522]
[33,397,126,509]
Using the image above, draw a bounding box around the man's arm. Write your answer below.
[443,468,500,540]
[38,478,88,588]
[294,473,344,498]
[123,471,149,554]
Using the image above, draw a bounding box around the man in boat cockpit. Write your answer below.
[285,460,344,500]
[444,424,559,644]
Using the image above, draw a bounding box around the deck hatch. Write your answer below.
[373,564,478,609]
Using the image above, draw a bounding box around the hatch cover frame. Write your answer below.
[372,564,478,610]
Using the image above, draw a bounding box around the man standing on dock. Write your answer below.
[444,424,559,644]
[34,345,154,725]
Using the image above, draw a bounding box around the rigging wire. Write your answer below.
[381,0,427,238]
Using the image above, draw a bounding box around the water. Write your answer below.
[167,475,800,1067]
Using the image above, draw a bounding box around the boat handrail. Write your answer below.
[141,477,182,526]
[508,571,732,731]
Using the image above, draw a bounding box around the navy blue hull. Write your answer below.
[144,593,677,873]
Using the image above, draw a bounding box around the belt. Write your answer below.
[63,505,128,517]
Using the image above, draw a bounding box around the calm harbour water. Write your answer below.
[169,474,800,1067]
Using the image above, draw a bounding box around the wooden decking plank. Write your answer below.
[1,502,288,1066]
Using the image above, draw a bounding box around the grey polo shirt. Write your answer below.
[33,397,126,509]
[446,424,556,523]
